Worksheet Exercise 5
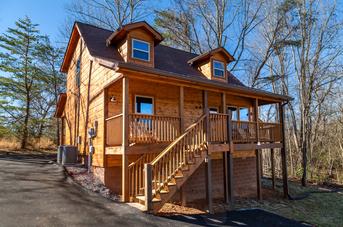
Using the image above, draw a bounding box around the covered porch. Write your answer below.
[102,75,288,210]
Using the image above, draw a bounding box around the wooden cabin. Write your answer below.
[55,21,290,213]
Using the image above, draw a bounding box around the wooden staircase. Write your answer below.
[128,114,209,213]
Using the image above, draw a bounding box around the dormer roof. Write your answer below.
[60,21,291,102]
[187,47,235,66]
[106,21,163,46]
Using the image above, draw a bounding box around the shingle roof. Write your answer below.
[75,21,246,87]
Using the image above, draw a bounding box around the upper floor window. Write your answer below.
[132,39,150,61]
[213,60,225,78]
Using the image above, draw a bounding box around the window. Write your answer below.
[76,59,81,74]
[213,60,225,78]
[75,58,81,87]
[239,107,249,121]
[135,96,154,115]
[209,107,218,114]
[132,39,150,61]
[228,106,238,120]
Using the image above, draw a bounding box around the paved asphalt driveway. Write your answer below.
[0,152,310,227]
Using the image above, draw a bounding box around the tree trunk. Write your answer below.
[21,95,30,149]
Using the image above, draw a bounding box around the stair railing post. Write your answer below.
[144,163,152,212]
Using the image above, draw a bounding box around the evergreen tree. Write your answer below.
[0,16,41,149]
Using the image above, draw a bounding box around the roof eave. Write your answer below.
[108,61,291,102]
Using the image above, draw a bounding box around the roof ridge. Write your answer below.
[158,44,199,57]
[75,21,114,33]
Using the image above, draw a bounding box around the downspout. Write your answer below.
[83,60,93,155]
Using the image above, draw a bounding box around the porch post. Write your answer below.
[221,93,229,203]
[254,99,262,200]
[179,86,186,205]
[179,86,184,132]
[279,102,289,198]
[122,77,129,202]
[227,111,234,205]
[203,90,213,213]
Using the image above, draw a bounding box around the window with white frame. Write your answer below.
[213,60,225,78]
[132,39,150,61]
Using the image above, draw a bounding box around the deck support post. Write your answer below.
[205,154,213,214]
[271,148,276,190]
[279,102,289,198]
[254,99,262,200]
[144,163,152,212]
[256,149,262,200]
[203,90,213,213]
[221,93,230,204]
[122,77,129,202]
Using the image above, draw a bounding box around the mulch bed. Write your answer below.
[65,165,120,201]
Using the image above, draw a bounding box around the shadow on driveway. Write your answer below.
[164,208,312,227]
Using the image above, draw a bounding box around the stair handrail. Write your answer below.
[128,152,158,200]
[150,114,207,165]
[146,114,208,200]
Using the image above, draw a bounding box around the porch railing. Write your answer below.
[106,113,282,146]
[128,114,181,144]
[209,113,228,143]
[259,122,282,142]
[105,114,123,146]
[231,120,257,143]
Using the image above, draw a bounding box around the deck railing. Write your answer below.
[128,114,180,144]
[231,120,257,143]
[209,113,228,143]
[105,114,123,146]
[106,113,282,146]
[259,122,282,142]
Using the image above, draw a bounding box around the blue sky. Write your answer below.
[0,0,69,42]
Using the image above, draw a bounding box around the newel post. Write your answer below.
[144,163,153,212]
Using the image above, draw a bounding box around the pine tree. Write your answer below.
[0,16,41,149]
[34,36,65,145]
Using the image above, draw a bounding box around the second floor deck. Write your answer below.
[105,113,282,148]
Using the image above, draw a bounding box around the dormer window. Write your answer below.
[132,39,150,61]
[213,60,225,78]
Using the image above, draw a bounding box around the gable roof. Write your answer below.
[187,47,235,66]
[61,22,291,102]
[61,21,245,87]
[106,21,163,46]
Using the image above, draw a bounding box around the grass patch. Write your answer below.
[234,179,343,227]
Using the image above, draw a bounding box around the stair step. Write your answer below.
[153,189,168,194]
[136,195,161,203]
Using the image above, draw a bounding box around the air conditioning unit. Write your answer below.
[57,145,64,164]
[61,145,78,165]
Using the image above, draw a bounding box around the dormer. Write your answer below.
[106,21,163,68]
[188,47,235,82]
